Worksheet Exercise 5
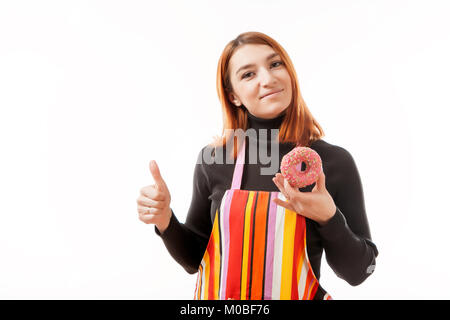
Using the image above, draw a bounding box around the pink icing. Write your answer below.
[280,146,323,188]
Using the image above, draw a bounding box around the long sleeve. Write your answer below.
[315,146,378,286]
[151,113,378,288]
[154,148,212,274]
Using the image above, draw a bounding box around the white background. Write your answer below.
[1,0,449,299]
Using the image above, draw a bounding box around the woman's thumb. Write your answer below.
[149,160,166,191]
[316,171,326,192]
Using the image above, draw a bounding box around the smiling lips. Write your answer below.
[261,89,283,99]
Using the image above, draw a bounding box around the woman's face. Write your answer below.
[227,44,293,119]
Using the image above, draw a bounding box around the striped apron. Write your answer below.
[194,139,332,300]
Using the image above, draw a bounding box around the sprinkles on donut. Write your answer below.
[280,146,323,188]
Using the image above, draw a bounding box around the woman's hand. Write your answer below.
[272,171,336,226]
[137,160,172,233]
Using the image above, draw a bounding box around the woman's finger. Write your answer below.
[138,205,159,216]
[283,178,299,198]
[273,175,290,200]
[272,197,290,209]
[139,213,158,224]
[136,195,164,209]
[278,173,307,203]
[140,185,166,202]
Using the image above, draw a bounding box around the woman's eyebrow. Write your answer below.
[235,53,280,75]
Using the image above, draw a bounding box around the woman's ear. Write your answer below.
[228,92,242,107]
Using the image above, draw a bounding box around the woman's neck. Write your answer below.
[246,109,286,131]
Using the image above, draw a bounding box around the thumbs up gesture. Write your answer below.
[137,160,172,233]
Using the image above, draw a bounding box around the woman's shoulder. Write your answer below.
[195,143,229,167]
[310,138,356,165]
[311,138,347,153]
[194,143,234,177]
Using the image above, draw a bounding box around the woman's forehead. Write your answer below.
[229,44,278,73]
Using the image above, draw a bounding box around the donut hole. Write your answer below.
[295,162,307,172]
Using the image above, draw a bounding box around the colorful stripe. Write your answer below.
[226,190,247,298]
[280,206,296,299]
[271,195,285,298]
[194,190,330,300]
[240,191,256,299]
[263,192,277,299]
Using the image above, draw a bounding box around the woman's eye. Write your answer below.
[241,61,284,79]
[272,61,283,67]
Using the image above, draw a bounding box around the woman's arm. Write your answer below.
[316,146,378,286]
[154,148,212,274]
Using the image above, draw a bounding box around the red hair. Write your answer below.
[210,31,325,160]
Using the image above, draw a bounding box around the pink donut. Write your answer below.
[280,146,323,188]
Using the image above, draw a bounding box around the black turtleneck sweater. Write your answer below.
[155,110,378,290]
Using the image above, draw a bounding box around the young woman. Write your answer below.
[137,31,378,300]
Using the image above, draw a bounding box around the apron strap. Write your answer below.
[231,137,245,190]
[230,133,299,190]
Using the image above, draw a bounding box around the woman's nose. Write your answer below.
[259,68,277,86]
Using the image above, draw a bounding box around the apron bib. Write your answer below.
[194,139,332,300]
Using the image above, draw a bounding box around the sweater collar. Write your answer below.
[244,108,287,144]
[246,109,286,131]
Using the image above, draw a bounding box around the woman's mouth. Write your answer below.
[261,89,283,99]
